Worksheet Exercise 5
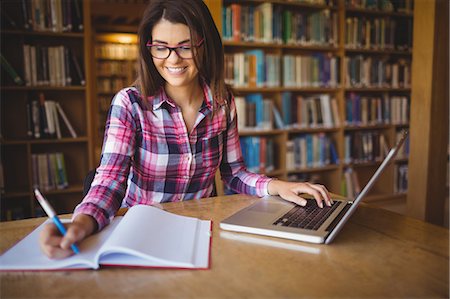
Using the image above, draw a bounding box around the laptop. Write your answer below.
[220,130,409,244]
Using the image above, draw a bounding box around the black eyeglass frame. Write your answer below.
[145,38,204,59]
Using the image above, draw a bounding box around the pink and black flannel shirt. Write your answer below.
[74,83,272,230]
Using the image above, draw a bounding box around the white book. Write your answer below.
[55,102,77,138]
[50,101,62,139]
[44,101,56,137]
[23,44,32,86]
[0,205,212,271]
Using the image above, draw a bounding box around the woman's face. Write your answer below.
[150,19,201,90]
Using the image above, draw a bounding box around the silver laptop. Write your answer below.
[220,130,409,244]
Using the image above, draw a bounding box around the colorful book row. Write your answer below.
[283,53,340,88]
[344,131,389,164]
[345,17,413,51]
[240,136,276,174]
[31,152,69,192]
[281,92,340,129]
[344,56,411,88]
[2,0,84,32]
[20,44,85,86]
[224,51,280,87]
[27,93,77,139]
[286,133,339,170]
[235,94,274,131]
[345,93,409,125]
[224,51,340,88]
[345,0,414,13]
[222,3,338,45]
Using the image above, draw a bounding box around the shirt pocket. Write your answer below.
[202,130,224,169]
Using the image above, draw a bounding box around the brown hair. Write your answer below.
[135,0,230,108]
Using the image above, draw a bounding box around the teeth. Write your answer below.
[166,67,186,74]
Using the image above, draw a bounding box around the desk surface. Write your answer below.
[1,194,449,298]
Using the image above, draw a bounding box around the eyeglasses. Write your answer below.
[146,39,204,59]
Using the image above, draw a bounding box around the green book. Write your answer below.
[0,53,24,85]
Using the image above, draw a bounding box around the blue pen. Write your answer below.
[34,189,80,254]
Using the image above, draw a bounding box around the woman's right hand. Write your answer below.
[39,214,97,259]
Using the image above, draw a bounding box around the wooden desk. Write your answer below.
[1,195,449,298]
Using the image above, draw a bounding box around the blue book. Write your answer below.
[306,134,313,167]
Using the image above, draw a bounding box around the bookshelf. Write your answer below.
[0,0,93,220]
[91,33,138,161]
[214,0,413,206]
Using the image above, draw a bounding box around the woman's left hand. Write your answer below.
[267,179,333,208]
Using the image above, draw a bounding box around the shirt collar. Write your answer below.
[151,80,215,112]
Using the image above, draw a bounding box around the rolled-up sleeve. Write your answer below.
[219,96,273,197]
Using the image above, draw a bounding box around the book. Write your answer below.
[0,53,24,85]
[0,205,212,271]
[55,102,77,138]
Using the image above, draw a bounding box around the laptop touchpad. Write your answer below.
[249,202,283,214]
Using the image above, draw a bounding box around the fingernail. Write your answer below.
[301,200,307,206]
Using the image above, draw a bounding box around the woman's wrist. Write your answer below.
[267,179,280,196]
[73,214,98,237]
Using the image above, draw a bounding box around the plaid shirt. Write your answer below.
[74,83,272,230]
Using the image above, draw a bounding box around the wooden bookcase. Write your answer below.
[0,0,94,220]
[212,0,413,207]
[91,33,138,161]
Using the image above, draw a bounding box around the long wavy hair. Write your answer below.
[135,0,230,108]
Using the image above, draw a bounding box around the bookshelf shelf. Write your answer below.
[345,8,413,18]
[288,127,340,134]
[239,129,285,136]
[344,48,412,55]
[0,0,93,221]
[1,86,86,91]
[1,30,84,38]
[224,41,339,52]
[288,164,340,174]
[344,87,411,92]
[2,137,89,145]
[344,124,391,130]
[344,161,382,168]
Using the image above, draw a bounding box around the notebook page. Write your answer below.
[97,205,206,267]
[0,218,120,271]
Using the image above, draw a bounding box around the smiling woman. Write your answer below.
[38,0,332,260]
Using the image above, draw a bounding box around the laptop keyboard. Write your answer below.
[273,200,341,230]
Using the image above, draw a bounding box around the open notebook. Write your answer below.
[0,205,211,271]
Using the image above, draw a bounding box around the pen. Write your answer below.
[34,188,80,254]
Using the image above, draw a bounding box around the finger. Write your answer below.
[60,224,86,250]
[39,224,73,259]
[297,184,325,208]
[41,243,74,259]
[309,184,333,206]
[281,191,307,206]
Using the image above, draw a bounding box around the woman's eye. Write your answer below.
[180,46,191,51]
[155,46,167,51]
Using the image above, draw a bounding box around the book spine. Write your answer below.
[0,53,24,85]
[55,102,77,138]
